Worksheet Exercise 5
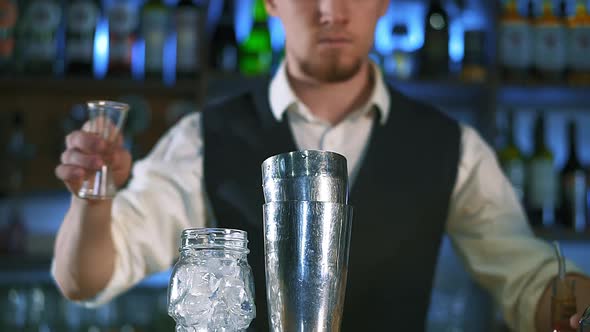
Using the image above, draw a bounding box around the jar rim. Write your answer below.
[180,228,249,253]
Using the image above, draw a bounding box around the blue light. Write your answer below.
[449,19,463,63]
[374,11,394,55]
[374,1,426,55]
[163,32,177,86]
[235,0,253,43]
[206,0,223,35]
[132,38,145,80]
[93,16,109,79]
[269,16,285,52]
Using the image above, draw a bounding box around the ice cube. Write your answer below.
[189,271,219,297]
[175,325,192,332]
[218,277,255,329]
[208,301,232,330]
[207,256,240,279]
[174,293,212,327]
[169,264,198,308]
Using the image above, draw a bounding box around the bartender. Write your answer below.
[53,0,590,330]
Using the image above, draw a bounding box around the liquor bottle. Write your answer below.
[3,196,26,254]
[420,0,449,79]
[567,0,590,84]
[108,0,139,77]
[527,113,558,227]
[0,112,29,255]
[559,121,587,232]
[21,0,62,75]
[210,0,238,73]
[534,0,567,82]
[65,0,100,76]
[499,0,533,82]
[384,22,418,80]
[142,0,169,79]
[239,0,272,76]
[498,110,526,202]
[0,0,18,75]
[175,0,203,79]
[461,29,487,82]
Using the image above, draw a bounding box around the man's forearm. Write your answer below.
[53,196,116,301]
[535,273,590,331]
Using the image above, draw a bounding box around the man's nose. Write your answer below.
[319,0,349,26]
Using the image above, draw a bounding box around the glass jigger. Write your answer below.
[77,101,129,200]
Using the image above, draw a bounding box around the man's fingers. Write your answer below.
[61,149,104,170]
[55,164,86,183]
[105,148,131,170]
[114,133,124,147]
[66,131,107,154]
[571,313,581,328]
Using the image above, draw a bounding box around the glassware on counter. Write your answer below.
[168,228,256,331]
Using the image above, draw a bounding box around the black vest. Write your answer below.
[203,80,461,331]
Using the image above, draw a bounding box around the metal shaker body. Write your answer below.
[263,202,353,332]
[262,150,353,332]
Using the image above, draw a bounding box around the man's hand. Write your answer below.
[536,274,590,331]
[55,129,132,195]
[568,276,590,330]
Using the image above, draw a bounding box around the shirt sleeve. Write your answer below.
[77,113,209,307]
[446,125,584,332]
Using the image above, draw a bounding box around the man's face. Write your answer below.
[266,0,389,83]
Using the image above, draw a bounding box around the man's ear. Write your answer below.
[264,0,279,17]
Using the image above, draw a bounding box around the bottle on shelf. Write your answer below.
[559,120,587,233]
[420,0,449,79]
[499,0,533,83]
[498,110,526,202]
[567,0,590,85]
[210,0,238,73]
[461,29,487,83]
[20,0,63,76]
[384,22,418,80]
[175,0,204,80]
[239,0,272,76]
[0,0,18,75]
[0,112,30,255]
[533,0,567,82]
[526,113,558,228]
[107,0,139,77]
[142,0,169,80]
[65,0,100,76]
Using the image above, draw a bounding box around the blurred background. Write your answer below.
[0,0,589,330]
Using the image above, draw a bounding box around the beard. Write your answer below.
[297,50,363,83]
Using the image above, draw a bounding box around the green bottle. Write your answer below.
[142,0,169,79]
[526,113,558,227]
[239,0,271,76]
[498,110,526,202]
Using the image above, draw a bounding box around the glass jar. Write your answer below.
[167,228,256,332]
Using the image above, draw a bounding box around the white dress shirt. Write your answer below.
[60,62,582,331]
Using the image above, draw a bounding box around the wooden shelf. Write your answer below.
[387,79,488,109]
[498,84,590,109]
[533,227,590,242]
[206,74,490,110]
[0,77,201,99]
[0,255,171,287]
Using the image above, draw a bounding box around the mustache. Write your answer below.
[316,29,354,41]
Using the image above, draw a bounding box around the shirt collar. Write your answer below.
[268,61,391,125]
